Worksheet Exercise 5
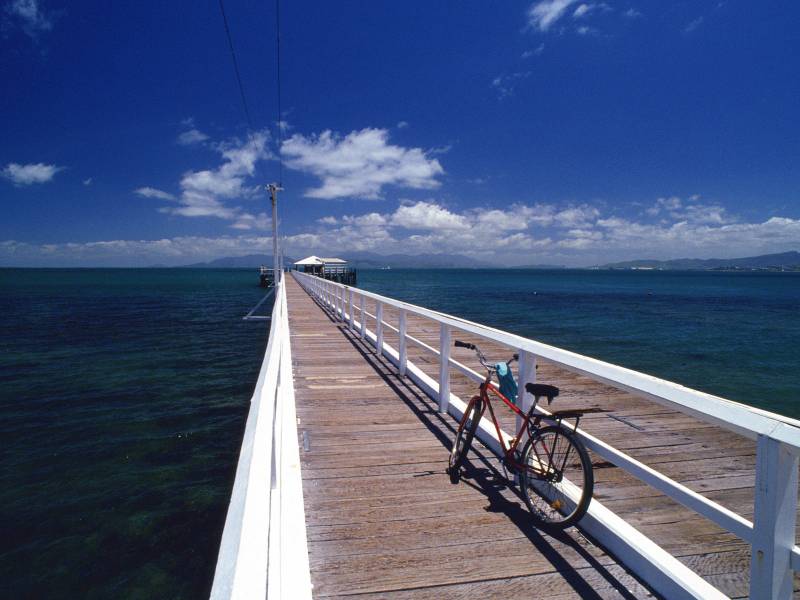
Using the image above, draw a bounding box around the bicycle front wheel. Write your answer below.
[448,396,482,483]
[520,425,593,529]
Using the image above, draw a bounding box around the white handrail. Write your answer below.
[210,279,312,600]
[294,271,800,600]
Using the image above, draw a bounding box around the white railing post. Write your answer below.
[516,351,536,438]
[438,324,450,413]
[348,289,354,330]
[336,287,342,320]
[398,309,407,377]
[514,350,536,484]
[749,435,799,600]
[376,302,384,355]
[359,295,366,339]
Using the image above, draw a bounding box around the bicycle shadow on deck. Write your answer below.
[302,292,655,600]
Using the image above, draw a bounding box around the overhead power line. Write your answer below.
[274,0,284,185]
[218,0,254,132]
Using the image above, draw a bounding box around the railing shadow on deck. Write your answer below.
[305,289,646,600]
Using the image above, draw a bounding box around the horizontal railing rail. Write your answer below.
[294,270,800,600]
[210,276,312,600]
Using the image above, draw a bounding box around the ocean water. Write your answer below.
[1,267,799,598]
[0,269,268,599]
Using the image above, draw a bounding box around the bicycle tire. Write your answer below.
[448,396,482,483]
[519,425,593,529]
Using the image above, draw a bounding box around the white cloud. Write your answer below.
[135,186,176,201]
[573,2,611,18]
[4,204,800,267]
[343,212,389,228]
[140,130,272,229]
[645,196,733,225]
[623,8,642,18]
[429,144,453,155]
[492,71,531,99]
[281,128,444,199]
[231,212,271,230]
[5,189,798,267]
[473,205,555,230]
[1,162,63,186]
[83,177,93,186]
[177,129,209,146]
[522,43,545,58]
[5,0,54,38]
[391,201,470,231]
[684,16,704,33]
[592,216,800,260]
[397,121,409,129]
[169,130,271,221]
[0,235,280,267]
[553,205,600,227]
[527,0,579,32]
[299,196,800,266]
[473,209,528,231]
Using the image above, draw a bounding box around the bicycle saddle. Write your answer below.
[525,383,560,401]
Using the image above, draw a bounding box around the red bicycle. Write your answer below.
[447,340,594,529]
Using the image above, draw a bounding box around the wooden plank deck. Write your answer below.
[286,276,797,598]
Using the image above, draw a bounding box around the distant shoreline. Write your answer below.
[3,265,800,273]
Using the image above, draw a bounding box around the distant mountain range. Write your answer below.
[181,254,295,268]
[512,264,567,270]
[175,250,800,271]
[178,252,490,269]
[341,252,492,269]
[598,251,800,271]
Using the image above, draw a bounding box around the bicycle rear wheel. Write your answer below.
[519,425,593,529]
[447,396,482,483]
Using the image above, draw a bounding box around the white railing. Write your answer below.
[210,276,312,600]
[294,270,800,600]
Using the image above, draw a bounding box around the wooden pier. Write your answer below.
[211,272,800,600]
[287,276,653,598]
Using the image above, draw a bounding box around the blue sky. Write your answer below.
[1,0,798,266]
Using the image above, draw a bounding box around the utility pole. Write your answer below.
[268,183,283,286]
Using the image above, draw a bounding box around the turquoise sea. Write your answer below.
[1,268,799,598]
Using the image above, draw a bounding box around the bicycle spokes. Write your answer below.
[520,426,594,528]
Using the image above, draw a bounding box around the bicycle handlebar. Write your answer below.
[454,340,518,371]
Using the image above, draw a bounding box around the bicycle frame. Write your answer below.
[458,371,544,471]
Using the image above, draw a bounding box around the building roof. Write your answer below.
[294,255,348,266]
[294,255,323,266]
